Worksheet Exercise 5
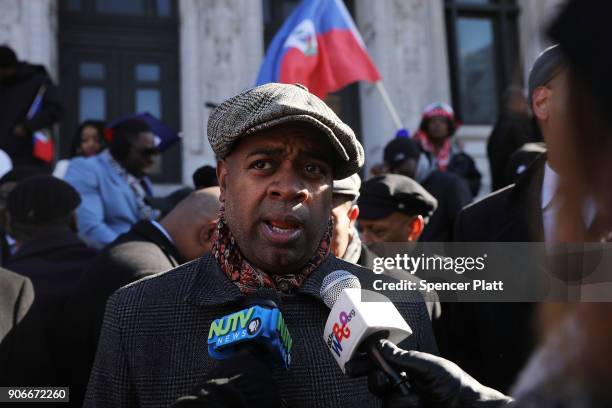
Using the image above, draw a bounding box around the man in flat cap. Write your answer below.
[85,83,437,408]
[358,174,437,245]
[330,174,361,264]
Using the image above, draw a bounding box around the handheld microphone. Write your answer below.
[207,292,292,370]
[321,270,412,393]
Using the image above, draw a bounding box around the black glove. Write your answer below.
[346,339,513,408]
[172,355,284,408]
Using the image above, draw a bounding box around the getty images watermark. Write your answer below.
[371,253,504,293]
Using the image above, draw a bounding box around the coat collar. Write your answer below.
[496,153,546,242]
[10,231,89,261]
[131,221,184,266]
[184,253,339,307]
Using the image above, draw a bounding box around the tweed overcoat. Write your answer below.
[85,253,438,407]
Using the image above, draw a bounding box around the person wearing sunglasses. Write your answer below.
[65,118,161,249]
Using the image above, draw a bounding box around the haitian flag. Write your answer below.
[256,0,381,99]
[26,85,55,163]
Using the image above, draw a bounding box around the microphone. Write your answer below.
[321,270,413,393]
[207,290,292,370]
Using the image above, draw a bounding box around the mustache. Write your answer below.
[259,206,309,226]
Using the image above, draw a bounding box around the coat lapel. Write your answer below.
[495,154,546,242]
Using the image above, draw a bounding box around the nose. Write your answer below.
[268,165,309,203]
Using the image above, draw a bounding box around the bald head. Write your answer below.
[161,187,221,261]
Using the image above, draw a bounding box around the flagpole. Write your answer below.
[374,81,403,131]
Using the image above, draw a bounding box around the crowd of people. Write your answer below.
[0,0,611,406]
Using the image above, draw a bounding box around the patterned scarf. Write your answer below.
[103,150,160,221]
[212,205,332,294]
[413,130,453,171]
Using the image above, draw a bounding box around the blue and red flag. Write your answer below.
[26,85,54,163]
[256,0,381,99]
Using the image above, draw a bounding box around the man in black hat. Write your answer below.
[384,137,472,242]
[0,45,63,167]
[5,175,97,385]
[358,174,437,244]
[85,83,437,408]
[331,174,440,320]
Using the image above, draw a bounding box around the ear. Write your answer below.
[201,219,218,243]
[532,87,551,121]
[406,215,425,242]
[216,161,227,203]
[348,205,360,228]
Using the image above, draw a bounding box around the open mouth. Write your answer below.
[261,217,304,245]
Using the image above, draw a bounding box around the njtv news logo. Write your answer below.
[326,308,356,357]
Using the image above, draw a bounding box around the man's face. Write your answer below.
[330,196,358,258]
[426,116,451,141]
[358,212,418,244]
[533,69,571,174]
[123,131,158,177]
[217,124,335,275]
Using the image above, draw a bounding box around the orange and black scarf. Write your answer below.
[212,205,332,294]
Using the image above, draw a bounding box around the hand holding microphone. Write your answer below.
[172,354,283,408]
[321,271,511,408]
[346,339,512,408]
[207,289,292,369]
[320,270,414,396]
[173,290,289,407]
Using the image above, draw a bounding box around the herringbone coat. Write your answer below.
[85,253,438,407]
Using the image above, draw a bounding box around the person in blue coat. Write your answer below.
[65,118,160,249]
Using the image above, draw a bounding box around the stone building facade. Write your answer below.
[0,0,564,194]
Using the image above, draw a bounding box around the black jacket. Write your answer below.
[63,220,183,407]
[447,150,482,198]
[0,268,53,386]
[421,170,473,242]
[5,231,98,385]
[487,112,535,192]
[0,62,63,165]
[455,154,545,242]
[438,155,546,393]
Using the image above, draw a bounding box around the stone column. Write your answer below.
[518,0,565,81]
[179,0,264,184]
[0,0,58,80]
[354,0,451,173]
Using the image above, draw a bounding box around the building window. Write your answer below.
[445,0,521,125]
[64,0,174,17]
[262,0,362,140]
[59,0,180,182]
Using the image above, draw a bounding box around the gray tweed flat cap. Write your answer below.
[207,83,364,179]
[333,174,361,199]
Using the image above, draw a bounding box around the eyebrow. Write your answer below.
[246,147,327,161]
[246,148,284,158]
